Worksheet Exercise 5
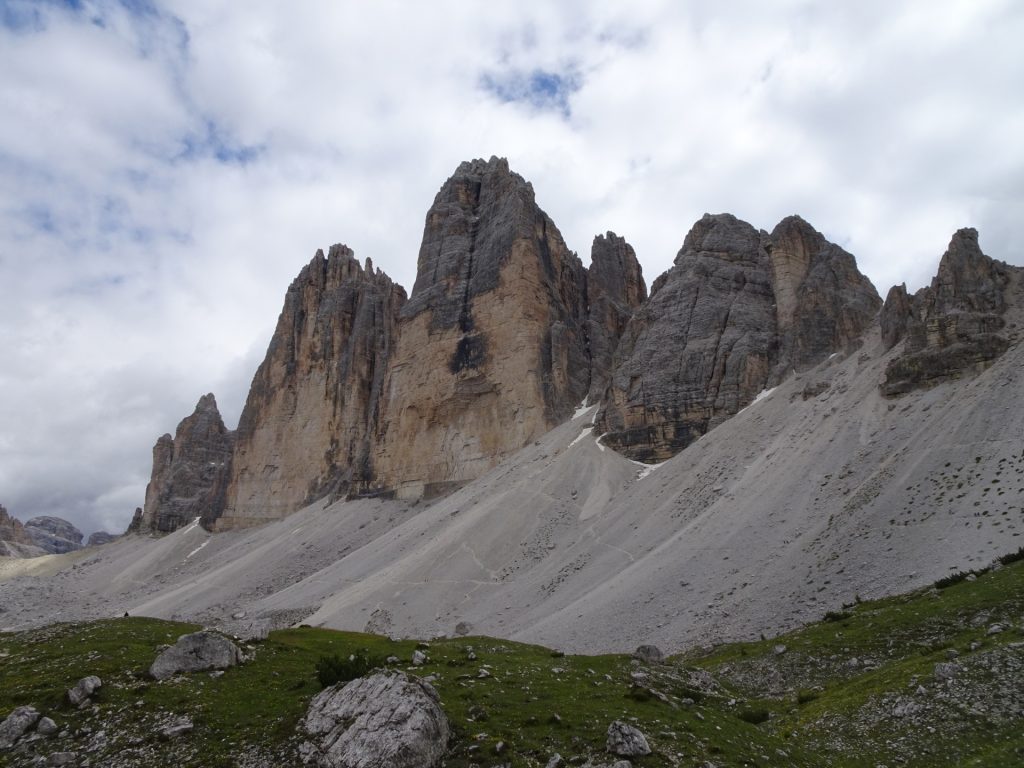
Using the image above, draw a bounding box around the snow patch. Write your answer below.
[184,539,210,560]
[632,460,666,481]
[595,433,608,452]
[738,387,778,415]
[573,402,597,421]
[180,517,202,535]
[568,427,593,449]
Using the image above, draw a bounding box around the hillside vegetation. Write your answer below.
[2,556,1023,767]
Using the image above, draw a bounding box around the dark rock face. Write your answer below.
[586,233,647,402]
[597,214,880,462]
[882,228,1015,396]
[86,531,117,547]
[139,393,235,533]
[218,249,406,528]
[371,157,590,499]
[769,216,881,372]
[596,214,779,462]
[24,516,83,555]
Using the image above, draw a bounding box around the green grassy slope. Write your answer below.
[2,558,1023,767]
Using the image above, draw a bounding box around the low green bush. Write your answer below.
[316,649,383,688]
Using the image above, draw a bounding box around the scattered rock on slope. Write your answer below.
[137,393,235,533]
[23,516,82,555]
[149,631,242,680]
[301,671,449,768]
[881,228,1016,395]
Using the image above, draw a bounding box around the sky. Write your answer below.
[1,0,1022,538]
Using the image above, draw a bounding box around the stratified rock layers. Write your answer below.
[370,157,590,499]
[218,249,406,528]
[597,214,880,462]
[881,228,1015,396]
[139,393,235,532]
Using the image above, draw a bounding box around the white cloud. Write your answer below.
[0,0,1021,535]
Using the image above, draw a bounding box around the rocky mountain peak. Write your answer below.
[597,212,879,462]
[23,516,83,555]
[933,227,1008,313]
[402,155,547,327]
[215,246,407,528]
[369,158,590,499]
[881,228,1016,395]
[587,232,647,402]
[138,392,235,532]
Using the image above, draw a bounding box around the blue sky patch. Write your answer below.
[175,120,265,167]
[480,68,581,117]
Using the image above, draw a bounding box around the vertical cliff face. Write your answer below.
[138,393,235,532]
[371,157,590,498]
[881,228,1015,395]
[596,214,779,462]
[586,233,647,403]
[597,214,880,462]
[769,216,881,372]
[217,248,406,528]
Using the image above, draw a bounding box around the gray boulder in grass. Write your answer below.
[301,670,449,768]
[0,706,40,750]
[67,675,102,707]
[149,630,243,680]
[606,719,652,756]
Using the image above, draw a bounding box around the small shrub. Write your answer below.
[627,685,653,702]
[935,571,971,589]
[998,546,1024,566]
[796,689,819,705]
[738,708,771,725]
[316,649,382,688]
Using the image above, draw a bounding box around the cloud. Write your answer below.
[1,0,1022,536]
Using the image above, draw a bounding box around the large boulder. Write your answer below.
[606,720,651,757]
[0,705,40,750]
[149,631,243,680]
[301,670,449,768]
[66,675,102,707]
